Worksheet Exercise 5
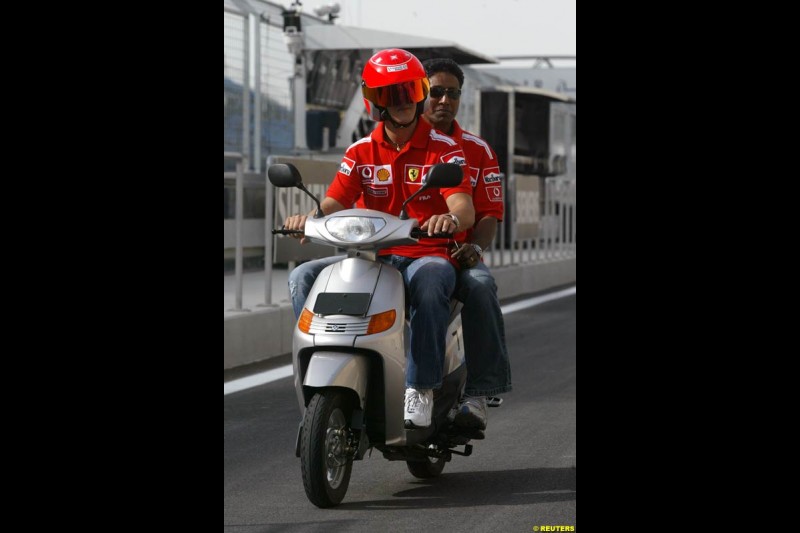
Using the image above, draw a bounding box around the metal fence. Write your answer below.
[485,176,576,268]
[224,1,302,173]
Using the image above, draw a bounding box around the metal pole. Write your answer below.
[253,16,262,173]
[572,180,577,254]
[293,53,308,150]
[498,174,506,267]
[534,178,540,263]
[546,178,554,260]
[509,173,517,265]
[263,156,275,306]
[242,14,251,171]
[235,159,245,310]
[225,152,249,312]
[543,178,549,260]
[505,90,515,267]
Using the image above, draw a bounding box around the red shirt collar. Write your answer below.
[374,118,433,150]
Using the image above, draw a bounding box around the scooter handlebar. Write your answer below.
[272,228,305,235]
[409,228,453,239]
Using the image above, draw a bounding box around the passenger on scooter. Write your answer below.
[286,57,513,432]
[281,48,474,429]
[421,58,513,430]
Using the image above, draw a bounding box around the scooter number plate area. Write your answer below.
[313,293,372,315]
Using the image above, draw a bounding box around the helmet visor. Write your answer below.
[362,78,429,108]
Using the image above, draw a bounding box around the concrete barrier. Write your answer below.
[223,259,575,369]
[224,305,295,369]
[493,258,576,300]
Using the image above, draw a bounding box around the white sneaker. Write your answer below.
[404,388,433,428]
[454,396,488,430]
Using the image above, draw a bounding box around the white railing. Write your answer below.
[483,176,576,268]
[224,152,247,311]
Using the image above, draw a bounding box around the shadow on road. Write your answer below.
[336,466,576,510]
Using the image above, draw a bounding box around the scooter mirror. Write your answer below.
[268,163,324,218]
[267,163,302,187]
[424,163,463,189]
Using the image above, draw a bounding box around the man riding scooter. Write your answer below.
[286,56,512,432]
[281,48,474,428]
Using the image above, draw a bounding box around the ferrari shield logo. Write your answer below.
[408,168,420,182]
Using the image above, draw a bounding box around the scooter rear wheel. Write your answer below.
[300,390,354,507]
[406,455,446,478]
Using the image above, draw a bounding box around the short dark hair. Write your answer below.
[422,58,464,88]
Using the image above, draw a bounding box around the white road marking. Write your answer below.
[500,286,576,314]
[224,365,293,395]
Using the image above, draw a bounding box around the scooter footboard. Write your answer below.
[303,352,370,409]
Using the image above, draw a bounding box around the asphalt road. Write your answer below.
[224,292,576,532]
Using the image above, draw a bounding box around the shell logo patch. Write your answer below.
[373,165,392,184]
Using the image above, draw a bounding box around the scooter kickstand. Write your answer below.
[449,444,473,457]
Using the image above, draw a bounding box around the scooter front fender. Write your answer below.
[302,351,369,410]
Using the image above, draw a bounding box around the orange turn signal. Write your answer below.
[367,309,396,335]
[298,308,314,333]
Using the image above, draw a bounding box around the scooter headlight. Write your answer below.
[325,216,386,242]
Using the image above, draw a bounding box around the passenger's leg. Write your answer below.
[454,262,512,429]
[456,262,512,396]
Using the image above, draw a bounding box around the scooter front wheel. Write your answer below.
[300,389,354,507]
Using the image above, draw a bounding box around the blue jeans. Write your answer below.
[288,255,342,319]
[288,254,456,390]
[455,262,513,397]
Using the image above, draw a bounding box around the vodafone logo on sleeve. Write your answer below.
[486,185,503,202]
[358,165,373,182]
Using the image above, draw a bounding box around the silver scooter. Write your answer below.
[269,162,482,508]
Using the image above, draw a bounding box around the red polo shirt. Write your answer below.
[327,119,471,262]
[447,120,504,240]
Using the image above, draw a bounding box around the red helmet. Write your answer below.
[361,48,430,122]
